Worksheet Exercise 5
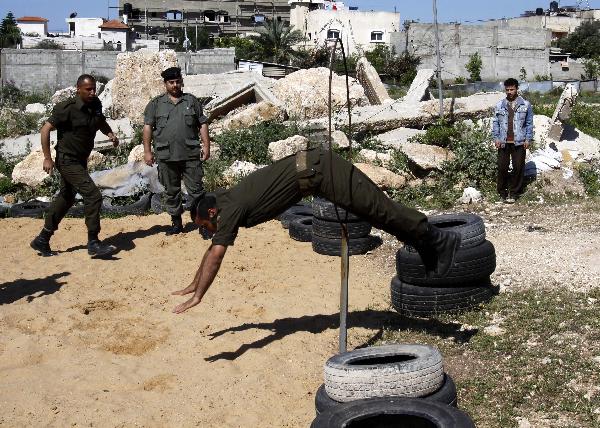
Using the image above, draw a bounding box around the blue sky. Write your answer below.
[2,0,600,32]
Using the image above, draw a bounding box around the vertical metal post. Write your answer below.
[145,0,148,40]
[339,230,349,353]
[432,0,444,118]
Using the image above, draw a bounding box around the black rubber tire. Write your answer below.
[280,203,313,229]
[315,373,457,415]
[390,276,499,317]
[102,193,151,215]
[311,397,475,428]
[150,193,166,214]
[289,217,313,242]
[406,213,486,251]
[396,239,496,286]
[312,235,381,256]
[0,203,9,218]
[324,344,444,403]
[312,197,361,222]
[312,217,372,239]
[8,200,49,218]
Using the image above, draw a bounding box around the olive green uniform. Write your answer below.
[211,148,427,247]
[144,93,207,216]
[44,96,106,236]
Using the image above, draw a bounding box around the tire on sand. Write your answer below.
[324,344,444,403]
[312,235,381,256]
[289,217,312,242]
[312,197,361,222]
[312,217,371,239]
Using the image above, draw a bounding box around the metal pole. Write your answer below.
[433,0,444,118]
[339,231,349,353]
[145,0,148,40]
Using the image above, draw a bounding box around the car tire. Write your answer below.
[289,217,313,242]
[312,217,372,239]
[280,203,313,229]
[312,235,381,256]
[8,200,49,218]
[312,197,361,222]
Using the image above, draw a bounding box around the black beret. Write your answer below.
[161,66,182,81]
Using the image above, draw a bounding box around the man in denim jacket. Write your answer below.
[492,78,533,203]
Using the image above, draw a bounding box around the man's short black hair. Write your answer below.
[190,194,216,221]
[76,74,96,87]
[504,78,519,88]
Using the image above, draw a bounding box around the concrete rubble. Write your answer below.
[396,141,455,172]
[268,135,309,161]
[337,92,504,134]
[25,103,47,114]
[375,127,426,150]
[216,101,286,134]
[354,163,406,190]
[98,79,114,117]
[112,50,179,124]
[457,187,483,204]
[356,56,392,105]
[533,115,600,163]
[272,67,369,120]
[403,69,435,103]
[223,160,264,185]
[548,83,579,141]
[90,162,163,197]
[127,144,146,163]
[359,149,392,167]
[330,130,351,148]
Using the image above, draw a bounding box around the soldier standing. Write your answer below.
[30,74,119,258]
[142,67,211,235]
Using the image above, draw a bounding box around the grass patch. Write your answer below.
[377,287,600,427]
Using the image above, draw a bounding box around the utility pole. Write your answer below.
[432,0,444,118]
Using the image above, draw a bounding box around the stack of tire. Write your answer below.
[392,213,498,318]
[280,201,314,242]
[310,197,381,256]
[311,344,475,427]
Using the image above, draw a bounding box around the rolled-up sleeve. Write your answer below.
[143,99,156,127]
[46,104,67,127]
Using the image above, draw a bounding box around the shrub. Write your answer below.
[576,162,600,197]
[466,52,482,82]
[408,120,461,148]
[0,109,43,139]
[34,39,62,50]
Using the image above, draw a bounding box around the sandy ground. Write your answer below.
[1,202,599,427]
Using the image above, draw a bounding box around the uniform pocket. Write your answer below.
[156,114,168,129]
[184,111,196,127]
[184,138,200,158]
[154,140,170,160]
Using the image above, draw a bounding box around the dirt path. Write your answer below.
[1,201,598,426]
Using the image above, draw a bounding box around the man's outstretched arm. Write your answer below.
[172,244,227,314]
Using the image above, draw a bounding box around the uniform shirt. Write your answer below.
[143,93,208,162]
[211,152,309,246]
[47,96,106,160]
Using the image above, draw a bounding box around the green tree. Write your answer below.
[214,36,260,60]
[169,26,212,52]
[465,52,482,82]
[247,19,304,63]
[0,12,22,48]
[558,21,600,59]
[582,56,600,80]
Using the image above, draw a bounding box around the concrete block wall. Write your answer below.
[1,48,235,93]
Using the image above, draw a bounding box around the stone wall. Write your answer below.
[0,48,235,92]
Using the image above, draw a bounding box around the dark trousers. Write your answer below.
[158,159,204,216]
[305,150,428,243]
[497,144,526,198]
[44,153,102,236]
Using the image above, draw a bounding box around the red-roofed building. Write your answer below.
[16,16,48,37]
[99,19,132,51]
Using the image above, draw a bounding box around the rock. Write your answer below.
[397,141,455,171]
[3,194,15,204]
[50,86,77,106]
[128,144,146,163]
[354,163,406,189]
[112,50,179,124]
[356,56,391,105]
[359,149,392,166]
[268,135,309,161]
[11,148,56,187]
[331,130,351,148]
[25,103,46,114]
[90,162,163,197]
[537,169,585,197]
[87,151,105,169]
[220,101,285,132]
[223,160,264,185]
[548,82,579,140]
[99,79,114,117]
[458,187,482,204]
[403,69,435,103]
[376,127,426,150]
[483,325,505,336]
[272,67,369,120]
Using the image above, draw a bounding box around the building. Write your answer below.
[65,17,104,38]
[118,0,292,41]
[16,16,48,37]
[99,19,132,51]
[289,0,400,55]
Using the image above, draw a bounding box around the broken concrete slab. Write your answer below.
[99,79,114,117]
[112,50,179,124]
[457,187,482,204]
[354,163,406,190]
[268,135,309,161]
[184,70,277,101]
[223,160,264,185]
[203,81,282,122]
[358,149,392,167]
[90,162,163,197]
[404,69,435,103]
[217,101,285,133]
[337,92,504,134]
[127,144,145,163]
[397,141,455,171]
[375,127,426,150]
[25,103,46,114]
[534,115,600,162]
[272,67,369,120]
[548,82,579,140]
[356,56,392,105]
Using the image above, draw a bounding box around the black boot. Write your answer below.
[166,215,183,236]
[87,239,117,258]
[30,229,54,257]
[413,225,461,277]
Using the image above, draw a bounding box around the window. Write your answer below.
[166,10,183,21]
[371,31,383,42]
[203,11,216,22]
[327,29,340,39]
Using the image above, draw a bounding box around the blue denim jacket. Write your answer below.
[492,96,534,147]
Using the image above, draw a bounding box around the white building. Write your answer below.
[65,17,104,38]
[99,19,131,51]
[16,16,48,37]
[289,0,400,55]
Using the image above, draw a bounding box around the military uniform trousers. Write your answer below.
[158,158,205,216]
[299,150,428,243]
[44,153,102,235]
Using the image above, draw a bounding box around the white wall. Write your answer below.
[66,18,104,38]
[17,22,47,37]
[100,30,129,51]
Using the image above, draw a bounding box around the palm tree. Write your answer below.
[248,19,304,64]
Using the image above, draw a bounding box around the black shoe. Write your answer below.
[30,235,54,257]
[414,225,461,277]
[87,239,116,258]
[166,216,183,236]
